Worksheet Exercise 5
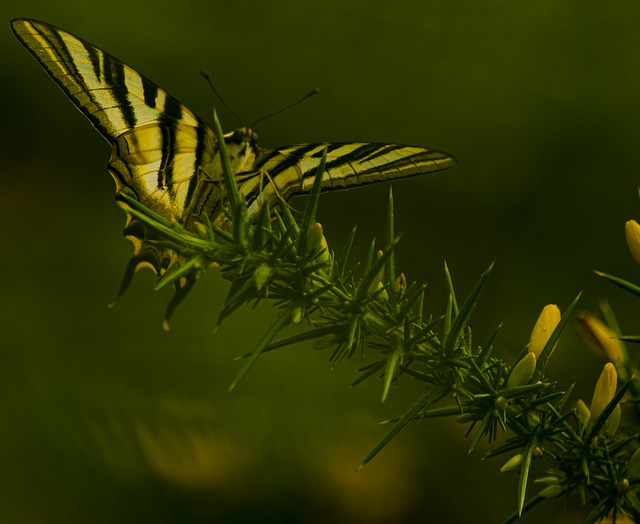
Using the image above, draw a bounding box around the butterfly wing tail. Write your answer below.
[111,190,200,327]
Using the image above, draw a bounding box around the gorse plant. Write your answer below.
[118,111,640,523]
[10,16,639,524]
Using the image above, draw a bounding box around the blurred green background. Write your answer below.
[2,1,640,522]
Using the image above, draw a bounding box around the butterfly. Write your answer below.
[11,18,456,321]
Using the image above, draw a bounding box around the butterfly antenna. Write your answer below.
[199,70,243,127]
[251,88,319,128]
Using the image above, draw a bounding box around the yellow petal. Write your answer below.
[625,219,640,264]
[528,304,561,358]
[590,363,617,422]
[576,313,623,365]
[307,222,330,264]
[507,352,536,388]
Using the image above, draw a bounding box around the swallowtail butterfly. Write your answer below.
[11,18,456,318]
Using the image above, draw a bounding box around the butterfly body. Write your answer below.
[11,18,456,304]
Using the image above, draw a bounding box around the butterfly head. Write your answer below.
[227,127,258,147]
[223,127,259,174]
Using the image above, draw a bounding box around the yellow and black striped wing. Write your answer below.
[241,142,456,216]
[10,18,216,221]
[11,18,220,290]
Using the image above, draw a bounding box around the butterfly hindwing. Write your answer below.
[109,122,219,222]
[241,143,457,216]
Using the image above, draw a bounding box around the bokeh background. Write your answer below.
[2,1,640,522]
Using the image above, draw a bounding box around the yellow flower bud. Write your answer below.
[625,219,640,264]
[394,273,407,295]
[576,313,623,365]
[500,454,523,473]
[528,304,561,358]
[307,223,330,265]
[590,363,618,422]
[507,352,536,388]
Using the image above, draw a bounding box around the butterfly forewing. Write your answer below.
[10,18,203,141]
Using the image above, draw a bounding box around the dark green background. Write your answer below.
[2,1,639,522]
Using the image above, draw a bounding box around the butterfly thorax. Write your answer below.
[175,126,261,229]
[107,123,262,230]
[222,127,259,176]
